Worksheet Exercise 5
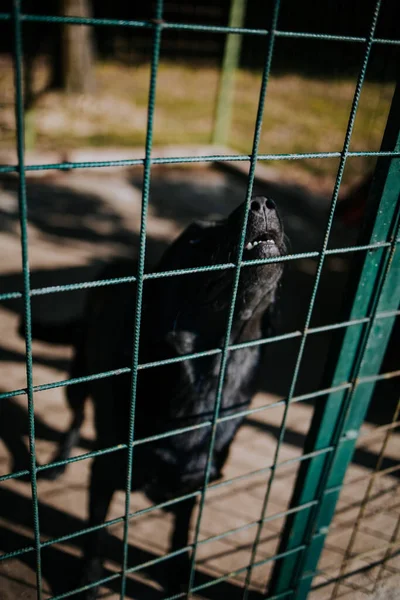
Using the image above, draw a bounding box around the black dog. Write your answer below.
[44,196,285,598]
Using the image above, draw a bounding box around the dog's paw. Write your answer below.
[165,556,191,597]
[73,558,103,600]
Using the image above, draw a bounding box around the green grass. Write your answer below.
[0,58,394,191]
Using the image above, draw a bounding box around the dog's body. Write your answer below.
[47,197,285,598]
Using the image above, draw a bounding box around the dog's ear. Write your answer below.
[157,331,198,389]
[166,330,197,355]
[156,220,223,270]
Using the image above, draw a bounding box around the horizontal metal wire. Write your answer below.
[0,367,132,401]
[148,543,309,600]
[40,513,126,550]
[1,347,397,411]
[0,241,395,303]
[48,535,308,600]
[325,241,391,255]
[316,568,390,596]
[267,591,296,600]
[1,149,400,176]
[358,420,400,439]
[0,442,128,483]
[196,498,319,549]
[0,10,397,44]
[20,460,396,592]
[0,543,35,561]
[1,431,396,570]
[0,446,337,563]
[275,31,400,45]
[1,304,393,403]
[341,539,400,569]
[357,369,400,385]
[189,543,306,595]
[0,11,398,47]
[312,544,400,591]
[2,307,398,403]
[333,479,399,518]
[0,384,338,485]
[0,465,31,482]
[50,572,121,600]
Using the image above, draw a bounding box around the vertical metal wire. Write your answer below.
[372,506,400,593]
[119,2,163,598]
[349,395,400,597]
[186,0,282,596]
[244,1,383,596]
[11,1,43,598]
[331,395,400,598]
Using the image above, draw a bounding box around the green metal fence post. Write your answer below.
[212,0,247,145]
[268,82,400,600]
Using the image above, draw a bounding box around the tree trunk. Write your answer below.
[61,0,96,94]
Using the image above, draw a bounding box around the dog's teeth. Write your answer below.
[246,242,253,250]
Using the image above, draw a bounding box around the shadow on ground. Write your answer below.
[0,166,398,597]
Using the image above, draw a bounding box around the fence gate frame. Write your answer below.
[269,83,400,599]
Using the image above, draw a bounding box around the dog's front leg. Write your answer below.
[78,457,116,600]
[167,497,196,594]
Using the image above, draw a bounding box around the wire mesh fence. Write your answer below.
[0,1,399,599]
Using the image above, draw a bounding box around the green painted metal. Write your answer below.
[3,2,400,599]
[268,80,400,600]
[213,0,247,145]
[188,0,281,593]
[1,150,400,176]
[119,1,164,598]
[11,1,43,598]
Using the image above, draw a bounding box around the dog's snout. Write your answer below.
[251,199,262,212]
[266,197,276,210]
[250,196,275,214]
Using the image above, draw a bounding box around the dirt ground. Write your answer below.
[0,163,399,599]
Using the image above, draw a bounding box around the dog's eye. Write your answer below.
[189,238,201,245]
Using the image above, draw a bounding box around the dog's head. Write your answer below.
[149,197,285,340]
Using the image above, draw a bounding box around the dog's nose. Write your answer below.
[250,197,276,213]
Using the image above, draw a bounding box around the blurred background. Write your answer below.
[0,0,398,192]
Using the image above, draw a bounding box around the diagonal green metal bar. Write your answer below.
[269,78,400,599]
[187,0,282,595]
[292,210,400,600]
[244,1,384,596]
[119,1,163,598]
[11,1,43,598]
